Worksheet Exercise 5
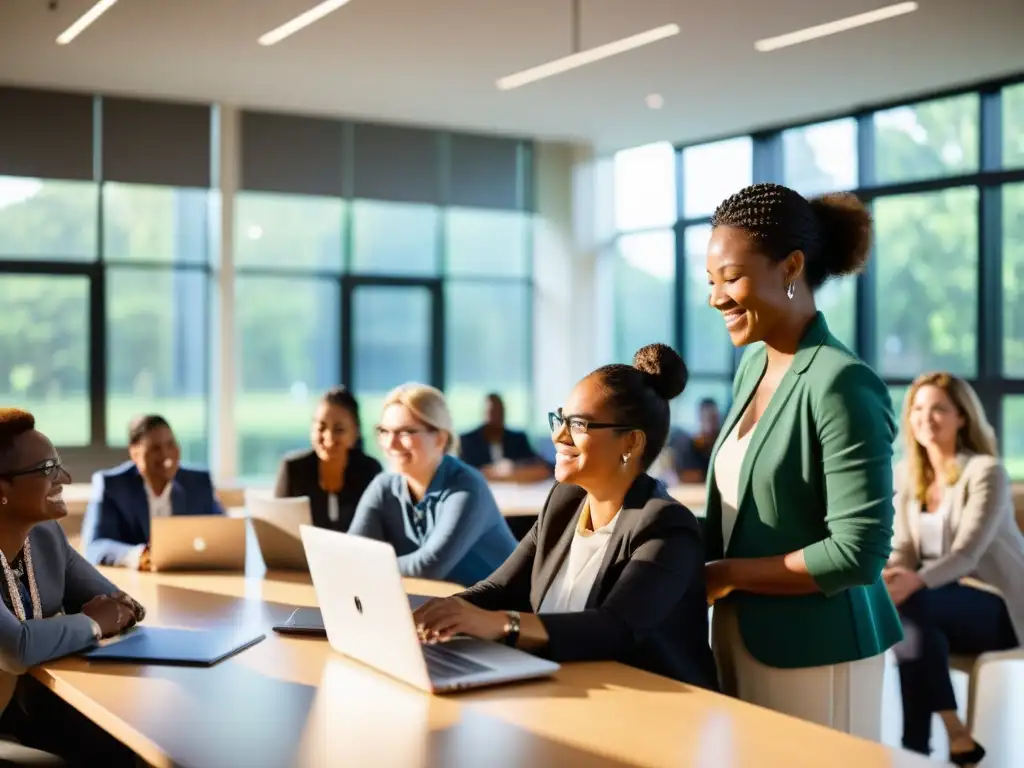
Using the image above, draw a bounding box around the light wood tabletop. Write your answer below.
[31,565,934,768]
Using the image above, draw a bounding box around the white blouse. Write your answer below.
[918,497,951,562]
[714,418,754,552]
[538,502,620,614]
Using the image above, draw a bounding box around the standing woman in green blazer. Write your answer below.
[702,183,902,739]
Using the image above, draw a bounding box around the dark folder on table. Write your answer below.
[273,594,432,637]
[80,627,265,666]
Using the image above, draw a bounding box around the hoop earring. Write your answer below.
[786,283,795,300]
[0,498,6,505]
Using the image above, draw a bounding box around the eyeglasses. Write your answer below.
[375,426,435,442]
[2,458,64,480]
[548,410,634,437]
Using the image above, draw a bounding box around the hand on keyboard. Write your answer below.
[413,596,506,644]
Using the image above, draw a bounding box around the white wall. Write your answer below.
[531,141,614,425]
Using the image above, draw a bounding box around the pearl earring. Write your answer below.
[786,283,795,300]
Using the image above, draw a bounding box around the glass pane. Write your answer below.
[235,192,344,272]
[782,118,858,197]
[613,231,675,363]
[614,142,676,231]
[235,276,341,479]
[103,184,209,265]
[1004,183,1024,377]
[682,137,752,219]
[352,286,433,454]
[889,386,909,463]
[683,225,731,374]
[350,200,439,276]
[816,276,857,352]
[106,268,209,463]
[1004,396,1024,480]
[446,208,529,278]
[1004,83,1024,169]
[873,94,979,185]
[0,274,90,445]
[0,176,97,260]
[874,187,978,377]
[445,282,530,434]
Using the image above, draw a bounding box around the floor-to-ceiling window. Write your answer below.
[0,87,535,482]
[232,115,535,478]
[0,89,213,473]
[607,75,1024,475]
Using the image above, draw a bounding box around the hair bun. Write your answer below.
[632,343,688,401]
[809,193,872,280]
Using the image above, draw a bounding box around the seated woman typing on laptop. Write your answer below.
[0,409,144,758]
[348,384,517,586]
[414,345,719,690]
[274,387,382,532]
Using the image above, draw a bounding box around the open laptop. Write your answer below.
[149,516,247,572]
[300,525,559,693]
[245,492,312,571]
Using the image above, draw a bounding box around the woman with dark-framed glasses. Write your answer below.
[413,345,718,689]
[347,383,516,585]
[0,408,144,763]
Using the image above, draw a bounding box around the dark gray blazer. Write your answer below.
[459,475,719,690]
[0,522,118,675]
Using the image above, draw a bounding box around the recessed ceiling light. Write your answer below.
[754,1,918,53]
[497,23,680,91]
[646,94,664,110]
[258,0,354,46]
[56,0,118,45]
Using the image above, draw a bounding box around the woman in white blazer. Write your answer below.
[886,372,1024,766]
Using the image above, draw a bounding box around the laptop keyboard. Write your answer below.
[422,643,493,681]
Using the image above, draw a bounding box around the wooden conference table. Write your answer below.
[31,565,933,768]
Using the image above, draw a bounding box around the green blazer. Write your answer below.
[705,313,903,669]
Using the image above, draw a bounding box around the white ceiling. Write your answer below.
[0,0,1022,152]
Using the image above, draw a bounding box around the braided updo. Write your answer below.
[711,183,872,289]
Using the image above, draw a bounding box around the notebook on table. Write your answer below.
[80,627,265,667]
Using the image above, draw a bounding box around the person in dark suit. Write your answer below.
[0,408,144,765]
[459,394,551,483]
[274,387,382,532]
[81,415,223,569]
[669,398,722,483]
[414,345,718,690]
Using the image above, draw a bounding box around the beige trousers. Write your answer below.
[712,602,885,740]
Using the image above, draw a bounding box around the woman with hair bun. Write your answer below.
[413,344,719,689]
[701,183,902,736]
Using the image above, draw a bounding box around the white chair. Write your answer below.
[942,577,1024,733]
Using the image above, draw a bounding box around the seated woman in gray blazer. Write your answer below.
[0,409,143,756]
[886,373,1024,766]
[414,345,718,690]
